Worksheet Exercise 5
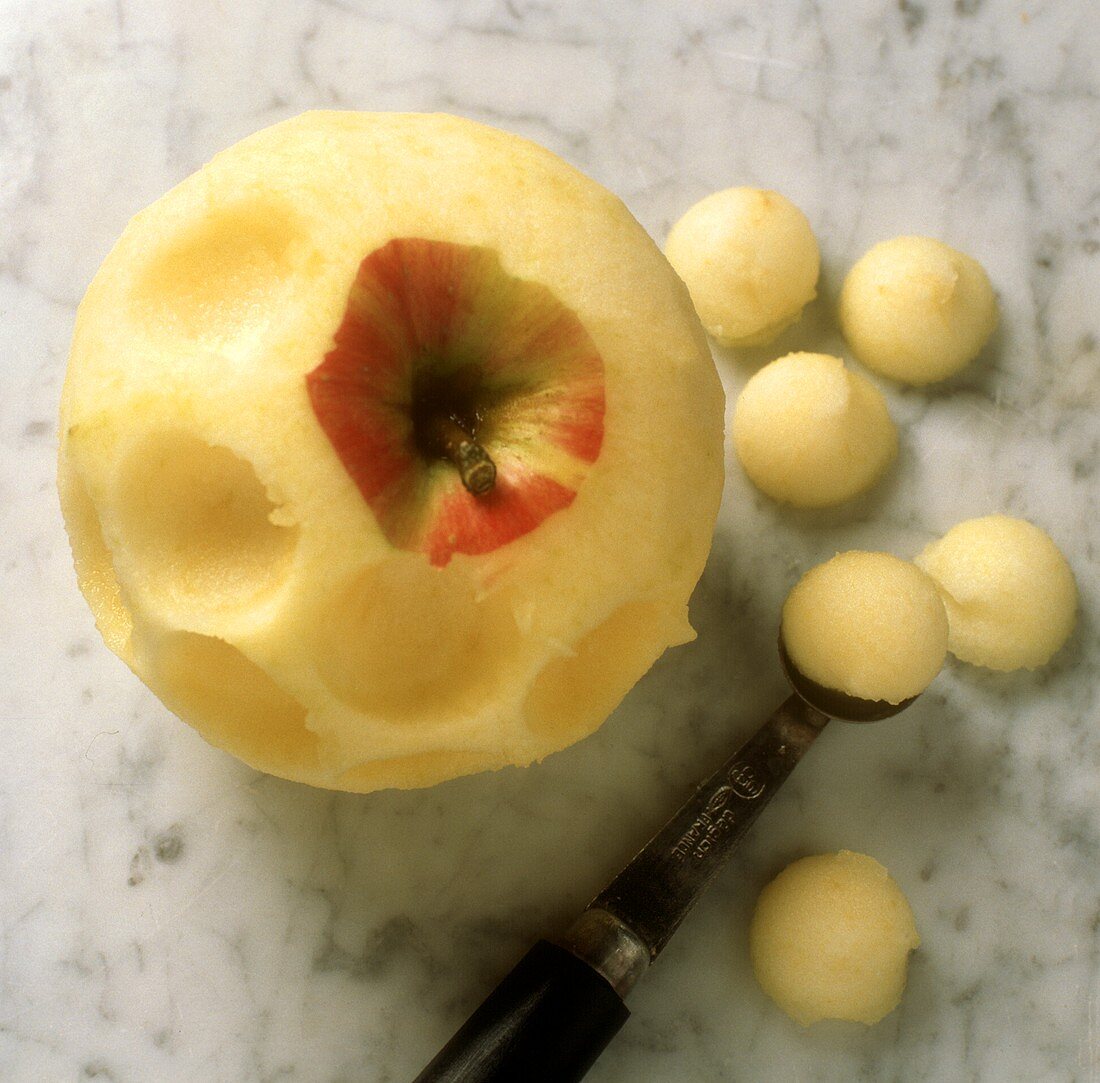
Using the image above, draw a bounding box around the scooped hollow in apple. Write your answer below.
[307,237,605,566]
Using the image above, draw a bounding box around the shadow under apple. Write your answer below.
[225,529,782,1055]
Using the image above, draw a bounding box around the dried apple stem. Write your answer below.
[430,415,496,496]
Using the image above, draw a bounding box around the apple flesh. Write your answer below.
[58,111,725,792]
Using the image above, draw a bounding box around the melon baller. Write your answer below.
[413,635,917,1082]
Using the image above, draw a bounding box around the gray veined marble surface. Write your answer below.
[2,1,1099,1080]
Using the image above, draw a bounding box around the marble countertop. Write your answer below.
[3,1,1098,1080]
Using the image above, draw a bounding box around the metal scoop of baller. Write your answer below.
[414,637,918,1083]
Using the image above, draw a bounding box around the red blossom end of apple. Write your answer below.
[307,238,606,566]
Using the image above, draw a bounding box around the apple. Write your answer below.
[58,112,725,792]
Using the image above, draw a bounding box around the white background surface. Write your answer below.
[2,1,1098,1080]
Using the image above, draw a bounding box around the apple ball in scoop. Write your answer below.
[59,112,725,792]
[782,551,949,705]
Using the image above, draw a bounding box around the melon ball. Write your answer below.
[750,851,921,1026]
[838,236,998,385]
[664,188,820,348]
[915,515,1077,670]
[732,352,897,507]
[781,551,948,704]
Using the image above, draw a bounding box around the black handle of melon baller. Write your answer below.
[412,938,629,1083]
[413,695,829,1082]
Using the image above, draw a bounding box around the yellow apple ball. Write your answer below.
[732,352,897,507]
[664,188,820,348]
[58,111,726,793]
[838,236,998,385]
[781,551,948,704]
[916,515,1077,671]
[750,851,921,1026]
